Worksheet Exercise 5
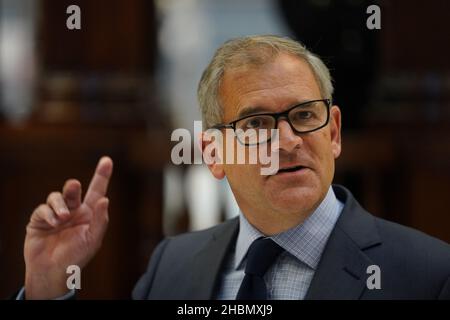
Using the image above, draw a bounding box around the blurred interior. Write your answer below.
[0,0,449,298]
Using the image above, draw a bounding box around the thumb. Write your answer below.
[88,197,110,249]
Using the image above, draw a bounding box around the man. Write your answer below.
[21,35,450,300]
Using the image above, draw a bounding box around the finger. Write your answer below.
[46,192,70,220]
[63,179,82,210]
[29,204,60,229]
[88,197,109,250]
[84,156,113,209]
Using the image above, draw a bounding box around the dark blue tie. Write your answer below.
[236,237,284,300]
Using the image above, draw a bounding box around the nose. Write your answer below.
[275,118,303,153]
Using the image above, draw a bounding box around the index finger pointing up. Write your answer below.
[84,156,113,209]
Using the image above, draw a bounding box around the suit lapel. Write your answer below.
[305,185,382,299]
[186,218,239,299]
[304,225,375,299]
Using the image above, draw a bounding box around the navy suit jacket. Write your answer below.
[132,185,450,299]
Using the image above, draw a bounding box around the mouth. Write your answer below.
[276,165,308,175]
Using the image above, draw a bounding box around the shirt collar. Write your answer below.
[235,186,344,270]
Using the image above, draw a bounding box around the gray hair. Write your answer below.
[197,35,334,129]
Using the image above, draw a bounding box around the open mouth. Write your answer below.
[276,165,306,174]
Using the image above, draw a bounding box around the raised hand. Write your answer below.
[24,156,113,299]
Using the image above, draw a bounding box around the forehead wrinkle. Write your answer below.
[219,54,322,122]
[234,82,318,114]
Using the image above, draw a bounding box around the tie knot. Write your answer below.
[244,238,284,277]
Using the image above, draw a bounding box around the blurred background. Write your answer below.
[0,0,449,299]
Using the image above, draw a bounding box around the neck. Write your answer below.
[241,206,317,236]
[239,188,333,236]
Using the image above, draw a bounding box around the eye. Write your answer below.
[296,111,313,119]
[240,116,271,129]
[247,118,263,128]
[291,110,315,121]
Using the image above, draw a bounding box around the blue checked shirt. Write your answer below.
[214,186,344,300]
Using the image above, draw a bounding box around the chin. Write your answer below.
[266,184,323,214]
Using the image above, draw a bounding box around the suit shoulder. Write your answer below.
[160,218,238,258]
[135,218,239,299]
[167,217,238,244]
[373,216,450,269]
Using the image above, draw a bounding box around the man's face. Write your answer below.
[207,53,341,232]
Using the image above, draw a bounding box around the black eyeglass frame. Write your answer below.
[210,98,331,146]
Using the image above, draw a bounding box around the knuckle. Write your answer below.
[47,191,59,202]
[34,203,47,214]
[25,223,33,233]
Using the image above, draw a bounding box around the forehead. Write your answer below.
[219,53,322,120]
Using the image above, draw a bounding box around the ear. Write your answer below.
[198,131,225,180]
[329,105,342,159]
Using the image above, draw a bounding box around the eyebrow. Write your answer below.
[237,106,271,118]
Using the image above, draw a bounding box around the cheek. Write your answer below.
[308,132,335,171]
[224,163,259,182]
[224,165,262,203]
[224,164,263,201]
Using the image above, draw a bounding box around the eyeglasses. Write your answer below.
[211,99,331,146]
